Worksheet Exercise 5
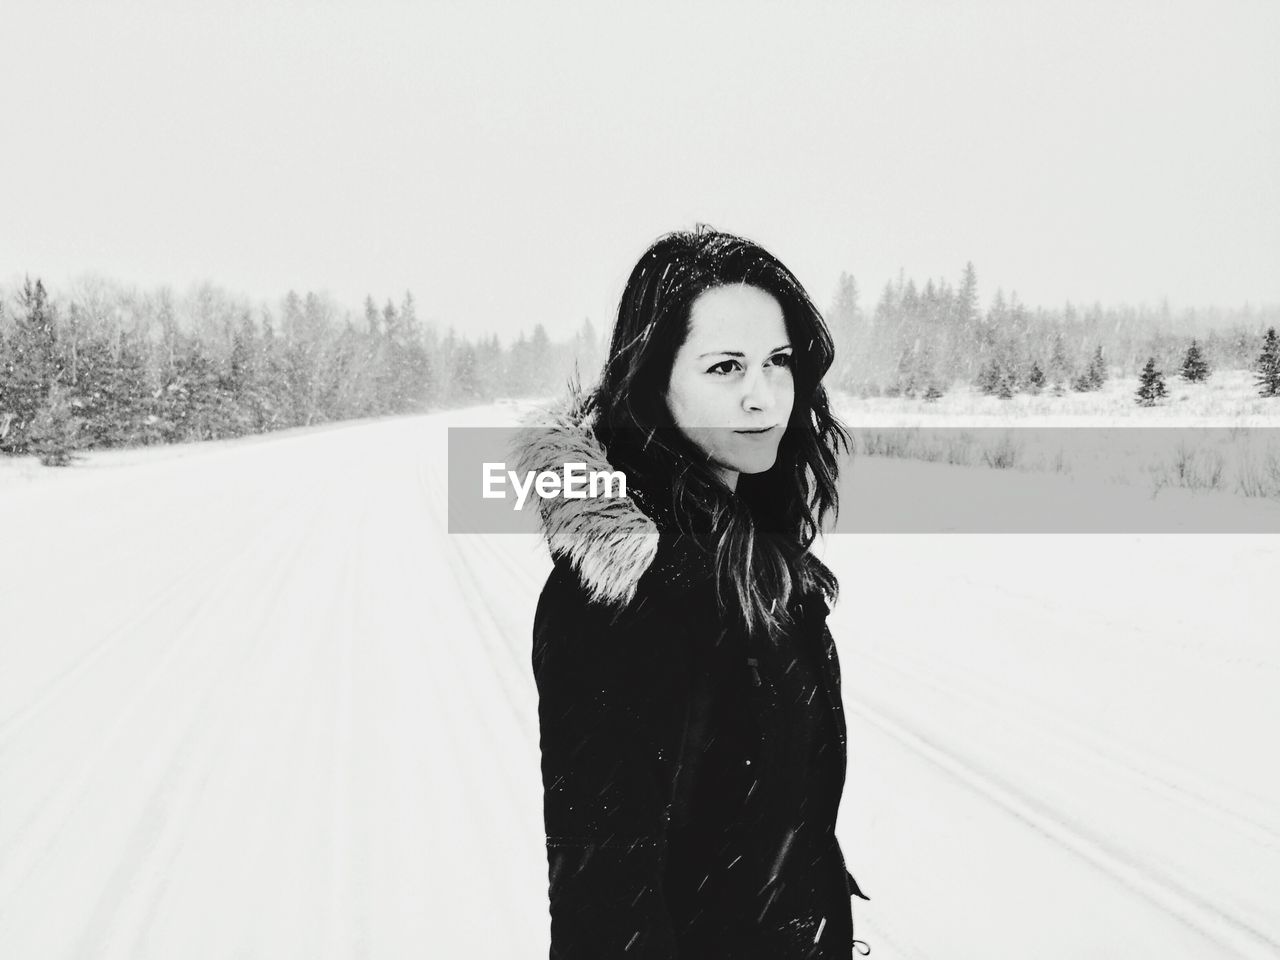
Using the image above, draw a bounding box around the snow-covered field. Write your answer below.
[1,402,1277,959]
[833,373,1280,504]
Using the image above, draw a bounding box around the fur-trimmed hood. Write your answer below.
[510,385,709,610]
[510,385,658,609]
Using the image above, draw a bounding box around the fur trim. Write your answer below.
[510,386,659,609]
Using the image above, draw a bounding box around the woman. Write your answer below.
[513,226,870,958]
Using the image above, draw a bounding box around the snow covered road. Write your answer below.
[1,405,1277,959]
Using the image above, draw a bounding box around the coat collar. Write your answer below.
[510,383,716,611]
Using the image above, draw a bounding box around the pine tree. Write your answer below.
[922,384,943,402]
[360,296,391,416]
[434,326,458,402]
[290,292,332,424]
[1026,362,1045,394]
[506,332,533,396]
[529,324,553,395]
[279,291,322,426]
[1085,345,1107,390]
[975,359,1001,395]
[396,291,434,410]
[1179,339,1210,382]
[450,340,480,404]
[1255,327,1280,398]
[319,321,360,421]
[226,312,264,433]
[107,329,154,446]
[2,278,64,454]
[165,335,223,442]
[1048,333,1069,392]
[956,262,979,343]
[573,317,603,386]
[474,334,504,401]
[1135,357,1167,406]
[27,383,83,465]
[257,310,288,430]
[869,280,898,386]
[67,333,116,447]
[996,370,1014,399]
[0,314,15,446]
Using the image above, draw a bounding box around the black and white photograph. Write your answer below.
[2,2,1278,958]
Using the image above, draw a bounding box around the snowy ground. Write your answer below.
[832,374,1280,504]
[1,403,1277,959]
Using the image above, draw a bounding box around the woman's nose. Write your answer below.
[741,368,775,412]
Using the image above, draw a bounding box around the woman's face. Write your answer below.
[665,283,794,491]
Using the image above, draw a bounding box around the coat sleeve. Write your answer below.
[532,570,688,959]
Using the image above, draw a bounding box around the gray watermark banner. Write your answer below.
[447,427,1280,534]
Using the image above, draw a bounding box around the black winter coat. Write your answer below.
[515,393,870,959]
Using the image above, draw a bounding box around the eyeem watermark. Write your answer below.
[449,425,1280,534]
[483,462,627,510]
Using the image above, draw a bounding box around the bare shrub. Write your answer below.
[857,429,915,458]
[1152,441,1225,493]
[913,435,945,463]
[980,433,1022,469]
[945,433,974,466]
[1235,440,1280,499]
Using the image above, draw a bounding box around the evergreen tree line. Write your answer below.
[4,268,1277,465]
[1135,328,1280,407]
[824,263,1280,399]
[0,277,603,465]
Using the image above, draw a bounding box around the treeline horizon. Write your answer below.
[0,276,605,465]
[2,270,1278,465]
[825,264,1280,398]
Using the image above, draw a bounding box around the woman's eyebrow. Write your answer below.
[697,344,792,359]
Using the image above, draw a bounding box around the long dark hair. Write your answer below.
[586,225,852,643]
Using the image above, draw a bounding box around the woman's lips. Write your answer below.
[733,425,778,436]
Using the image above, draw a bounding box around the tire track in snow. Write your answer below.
[366,466,537,956]
[75,488,352,960]
[860,642,1280,853]
[847,688,1280,960]
[322,499,369,960]
[0,483,313,745]
[190,493,370,960]
[0,487,331,908]
[944,568,1277,674]
[414,453,536,749]
[0,481,340,957]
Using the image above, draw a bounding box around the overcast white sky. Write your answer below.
[2,0,1278,341]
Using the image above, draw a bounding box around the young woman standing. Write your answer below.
[514,226,870,958]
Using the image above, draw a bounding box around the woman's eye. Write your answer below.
[706,355,791,375]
